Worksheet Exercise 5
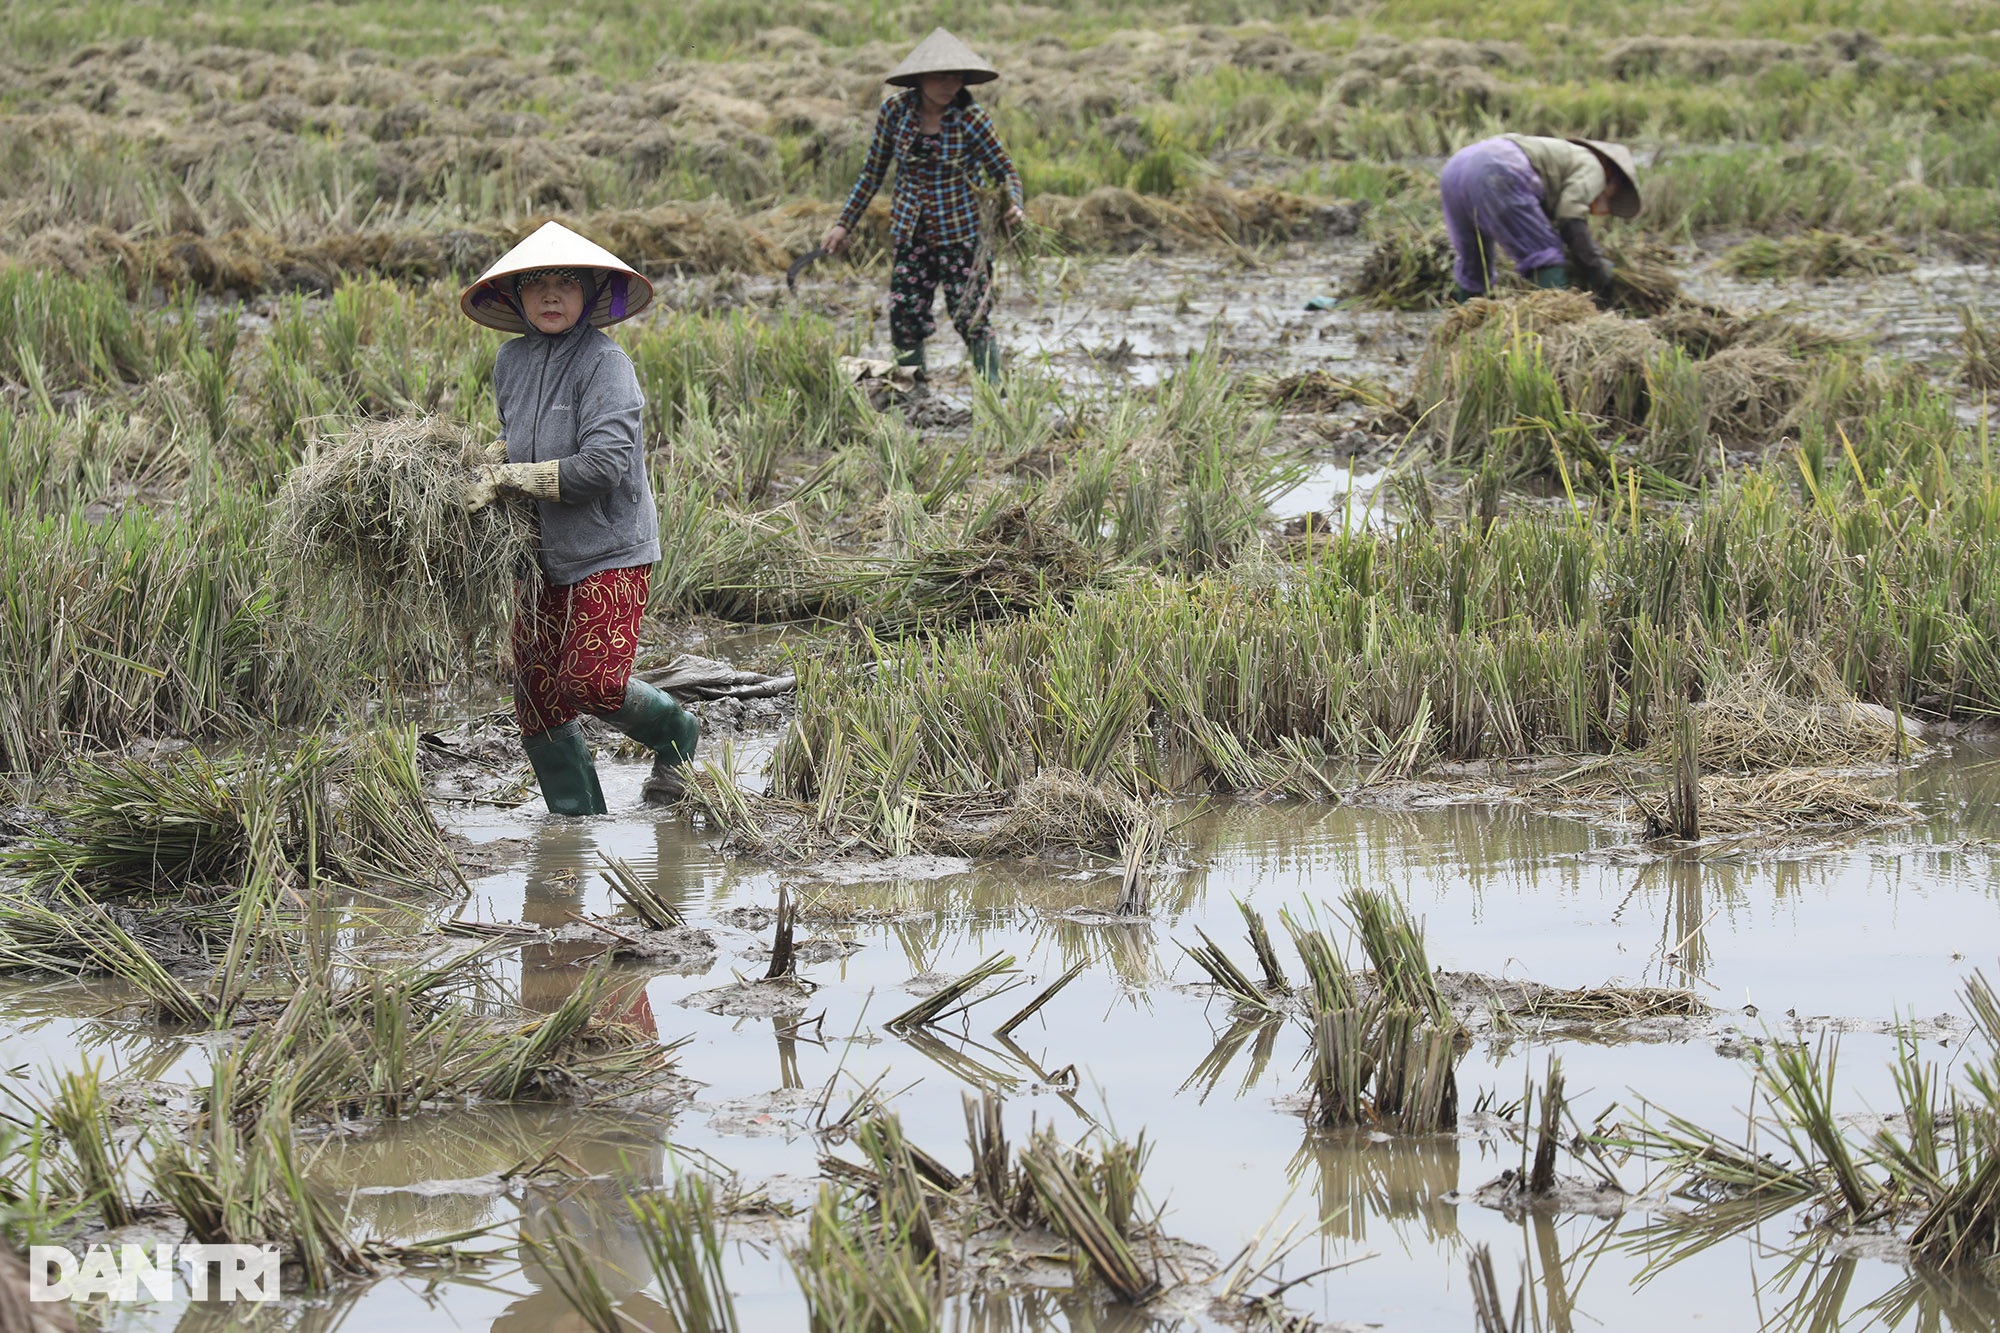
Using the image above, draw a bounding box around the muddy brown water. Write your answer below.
[10,739,2000,1330]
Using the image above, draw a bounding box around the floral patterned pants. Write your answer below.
[511,566,649,735]
[888,236,994,350]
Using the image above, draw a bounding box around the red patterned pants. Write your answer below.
[511,566,649,735]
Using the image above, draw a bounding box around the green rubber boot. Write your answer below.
[1532,264,1570,290]
[892,343,926,378]
[521,720,607,816]
[967,336,1003,383]
[602,679,700,805]
[1449,284,1481,304]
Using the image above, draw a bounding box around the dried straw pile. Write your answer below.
[951,768,1149,858]
[1256,369,1385,411]
[1698,346,1811,443]
[1343,235,1680,315]
[1650,305,1847,360]
[860,503,1105,633]
[1720,230,1912,282]
[1678,667,1917,772]
[1697,771,1916,834]
[1539,313,1671,427]
[1409,286,1839,474]
[1429,287,1598,344]
[271,416,538,633]
[1343,228,1457,309]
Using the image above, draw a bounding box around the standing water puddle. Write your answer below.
[24,744,2000,1330]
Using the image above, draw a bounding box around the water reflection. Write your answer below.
[520,823,659,1036]
[1182,1016,1286,1104]
[26,743,2000,1330]
[505,1167,673,1333]
[1294,1130,1460,1245]
[946,1286,1201,1332]
[169,1285,371,1333]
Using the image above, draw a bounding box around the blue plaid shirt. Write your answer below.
[836,90,1024,248]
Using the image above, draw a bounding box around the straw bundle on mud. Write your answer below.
[1696,771,1916,834]
[1720,230,1912,282]
[1677,669,1915,771]
[272,415,537,633]
[1255,369,1388,411]
[1410,288,1845,479]
[1600,240,1684,316]
[1506,982,1707,1021]
[945,768,1150,859]
[1962,306,2000,393]
[1342,228,1456,310]
[1698,345,1810,443]
[1650,304,1847,361]
[1,728,460,905]
[1428,288,1599,346]
[858,503,1105,633]
[1540,314,1670,427]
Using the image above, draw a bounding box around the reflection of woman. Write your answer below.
[500,835,671,1331]
[821,28,1024,383]
[496,1133,673,1333]
[518,824,658,1037]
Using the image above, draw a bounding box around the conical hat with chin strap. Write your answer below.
[459,221,655,334]
[885,28,997,87]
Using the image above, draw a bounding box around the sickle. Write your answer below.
[785,247,828,296]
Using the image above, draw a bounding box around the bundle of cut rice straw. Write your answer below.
[271,415,538,633]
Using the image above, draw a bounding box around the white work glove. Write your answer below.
[463,460,561,512]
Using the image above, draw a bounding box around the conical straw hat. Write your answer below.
[459,221,655,333]
[885,28,997,87]
[1568,139,1642,218]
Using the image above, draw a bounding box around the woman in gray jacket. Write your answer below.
[461,221,697,816]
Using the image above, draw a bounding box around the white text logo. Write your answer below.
[28,1244,281,1302]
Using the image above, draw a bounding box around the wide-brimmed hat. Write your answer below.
[1567,139,1642,218]
[459,221,654,334]
[885,28,997,87]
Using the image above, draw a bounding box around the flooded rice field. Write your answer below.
[10,7,2000,1328]
[7,233,2000,1328]
[774,237,2000,397]
[10,724,2000,1331]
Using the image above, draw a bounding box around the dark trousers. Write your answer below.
[888,236,994,349]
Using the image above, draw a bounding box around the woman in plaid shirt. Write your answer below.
[822,28,1024,383]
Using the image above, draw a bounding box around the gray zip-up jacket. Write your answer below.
[494,321,660,587]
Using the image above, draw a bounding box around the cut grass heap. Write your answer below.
[1719,230,1913,282]
[272,414,538,640]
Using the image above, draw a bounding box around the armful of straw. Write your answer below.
[463,461,560,511]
